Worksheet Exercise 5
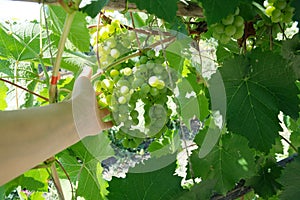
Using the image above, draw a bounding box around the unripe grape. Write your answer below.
[120,85,130,95]
[140,84,151,94]
[101,79,114,91]
[225,25,237,36]
[121,67,132,76]
[233,28,244,39]
[148,76,160,87]
[150,87,159,96]
[132,78,144,89]
[265,5,276,16]
[276,0,287,10]
[220,34,231,44]
[105,38,117,48]
[117,79,130,87]
[110,69,120,77]
[147,49,156,59]
[118,96,127,104]
[139,56,148,64]
[234,16,244,27]
[110,49,120,59]
[213,24,225,34]
[272,9,282,19]
[222,14,234,25]
[156,80,165,90]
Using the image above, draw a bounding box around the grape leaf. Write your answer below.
[0,169,49,199]
[129,0,178,23]
[107,162,186,200]
[199,0,239,25]
[219,49,300,152]
[80,0,109,18]
[0,22,40,61]
[177,180,217,200]
[177,74,209,129]
[57,134,114,200]
[48,5,90,52]
[189,134,256,194]
[0,81,8,110]
[278,156,300,200]
[291,0,300,28]
[247,158,282,198]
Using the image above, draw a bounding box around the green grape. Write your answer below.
[233,28,244,39]
[220,34,231,44]
[272,9,282,19]
[119,104,129,113]
[121,67,132,76]
[234,16,244,27]
[153,65,164,74]
[222,14,235,25]
[212,31,221,40]
[101,79,114,91]
[140,84,151,94]
[110,69,119,78]
[156,80,165,90]
[148,76,160,87]
[146,49,156,59]
[225,25,237,36]
[213,24,225,34]
[120,85,130,95]
[117,79,130,87]
[94,80,102,92]
[276,0,287,10]
[118,96,127,104]
[105,37,117,48]
[110,48,120,59]
[139,56,148,64]
[132,78,144,89]
[150,87,159,96]
[265,5,276,16]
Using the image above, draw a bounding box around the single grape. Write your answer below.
[265,5,276,16]
[276,0,287,10]
[132,78,144,89]
[225,25,237,36]
[120,85,130,95]
[140,84,151,94]
[147,49,156,59]
[118,96,127,104]
[110,49,120,59]
[101,79,114,91]
[148,76,160,87]
[222,14,235,25]
[233,28,244,39]
[272,9,282,19]
[105,37,117,48]
[234,16,244,27]
[213,24,225,34]
[121,67,132,76]
[150,87,159,96]
[110,69,120,78]
[139,56,148,64]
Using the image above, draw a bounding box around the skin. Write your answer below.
[0,67,112,185]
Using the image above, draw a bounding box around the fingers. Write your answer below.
[96,107,113,130]
[79,66,92,79]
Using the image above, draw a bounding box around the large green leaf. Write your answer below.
[107,162,186,200]
[220,49,299,152]
[0,22,41,61]
[129,0,178,23]
[80,0,109,18]
[0,81,8,110]
[0,169,49,199]
[177,180,217,200]
[58,133,114,200]
[199,0,239,25]
[278,156,300,200]
[189,134,256,194]
[48,5,90,52]
[247,158,282,198]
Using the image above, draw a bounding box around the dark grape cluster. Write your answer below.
[95,49,178,149]
[264,0,295,23]
[211,8,245,43]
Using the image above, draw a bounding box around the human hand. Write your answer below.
[72,66,113,138]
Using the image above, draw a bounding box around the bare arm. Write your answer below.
[0,67,111,185]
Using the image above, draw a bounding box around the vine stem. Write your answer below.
[0,78,49,101]
[280,134,298,153]
[49,11,76,103]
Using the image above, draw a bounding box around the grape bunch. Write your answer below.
[211,8,245,44]
[264,0,295,23]
[95,49,178,149]
[91,20,136,68]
